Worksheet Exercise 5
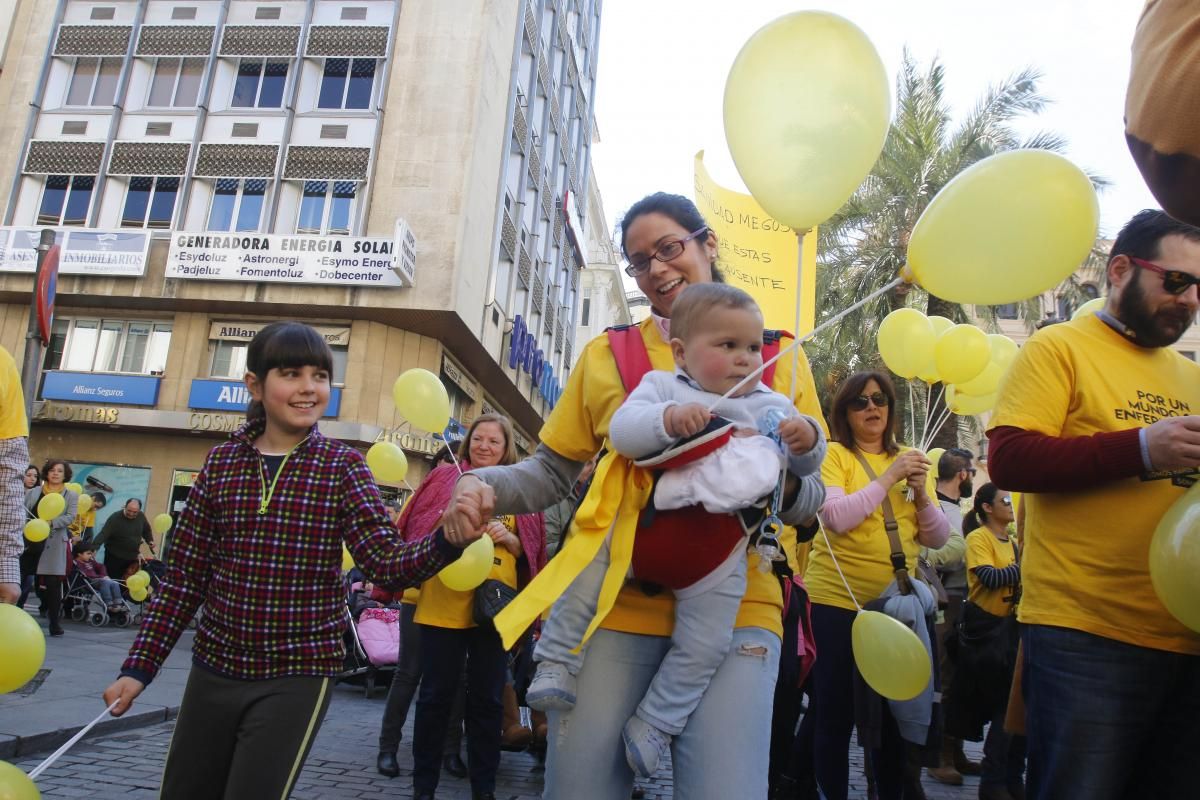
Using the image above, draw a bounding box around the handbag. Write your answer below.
[851,452,948,608]
[473,579,518,628]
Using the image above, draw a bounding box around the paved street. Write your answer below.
[5,619,985,799]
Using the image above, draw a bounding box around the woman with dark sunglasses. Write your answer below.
[800,370,948,800]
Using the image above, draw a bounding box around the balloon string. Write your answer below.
[924,385,945,445]
[921,405,955,452]
[818,520,863,613]
[708,277,906,412]
[789,230,806,403]
[28,701,119,780]
[442,427,464,476]
[908,383,916,447]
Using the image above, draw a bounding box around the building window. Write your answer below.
[317,58,376,110]
[208,178,267,232]
[148,57,203,107]
[580,296,591,326]
[1180,351,1196,362]
[440,371,473,430]
[43,318,172,375]
[65,57,120,106]
[995,303,1019,320]
[211,338,347,383]
[296,180,356,235]
[37,175,94,226]
[231,59,288,108]
[121,177,179,229]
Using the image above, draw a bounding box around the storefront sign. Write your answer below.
[41,371,161,406]
[165,233,410,287]
[0,227,150,276]
[375,427,444,456]
[187,378,342,417]
[33,402,120,424]
[394,218,417,286]
[208,321,351,346]
[507,315,561,407]
[441,356,478,400]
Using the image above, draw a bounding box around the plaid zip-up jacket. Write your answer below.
[121,420,460,684]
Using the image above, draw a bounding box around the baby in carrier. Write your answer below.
[526,283,827,776]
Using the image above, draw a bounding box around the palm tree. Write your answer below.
[810,51,1107,448]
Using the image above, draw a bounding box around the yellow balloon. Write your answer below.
[366,442,409,484]
[1149,482,1200,632]
[152,513,173,535]
[1071,296,1106,321]
[927,316,954,337]
[956,360,1004,396]
[0,760,40,799]
[926,448,946,470]
[65,482,83,495]
[76,494,93,515]
[723,11,891,231]
[908,150,1099,304]
[23,519,49,543]
[934,325,990,385]
[0,605,46,694]
[946,386,997,416]
[877,309,936,379]
[915,316,955,382]
[128,570,150,589]
[129,585,148,603]
[851,610,931,701]
[987,334,1019,370]
[438,535,495,592]
[342,544,355,573]
[393,369,451,433]
[37,492,64,522]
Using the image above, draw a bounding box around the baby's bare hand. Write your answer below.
[664,403,710,438]
[778,417,817,455]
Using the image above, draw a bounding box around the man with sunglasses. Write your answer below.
[987,209,1200,800]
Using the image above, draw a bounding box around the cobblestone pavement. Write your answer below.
[13,681,987,799]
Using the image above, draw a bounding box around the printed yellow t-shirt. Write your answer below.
[0,346,28,440]
[988,313,1200,654]
[414,517,520,629]
[805,443,938,611]
[965,529,1019,617]
[538,316,828,638]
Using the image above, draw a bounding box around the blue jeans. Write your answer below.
[1023,624,1200,800]
[544,626,780,799]
[91,577,122,605]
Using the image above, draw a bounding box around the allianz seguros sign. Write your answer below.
[508,315,561,407]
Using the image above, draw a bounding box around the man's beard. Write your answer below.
[1118,276,1194,348]
[958,478,974,499]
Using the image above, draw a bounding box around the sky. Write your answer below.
[588,0,1157,261]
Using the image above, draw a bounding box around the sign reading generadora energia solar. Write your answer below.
[166,223,416,288]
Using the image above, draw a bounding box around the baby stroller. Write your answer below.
[337,575,399,697]
[64,568,136,627]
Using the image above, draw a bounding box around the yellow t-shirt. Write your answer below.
[414,518,520,629]
[538,317,828,638]
[965,528,1019,617]
[0,346,28,440]
[805,443,938,611]
[988,314,1200,654]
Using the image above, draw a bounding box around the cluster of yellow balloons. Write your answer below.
[1149,483,1200,633]
[852,610,931,701]
[0,760,38,799]
[878,308,1019,417]
[0,604,45,694]
[126,570,151,603]
[439,535,494,591]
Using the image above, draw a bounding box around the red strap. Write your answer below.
[761,330,792,389]
[607,325,793,396]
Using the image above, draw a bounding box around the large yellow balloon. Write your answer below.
[342,544,355,573]
[23,520,48,543]
[37,493,64,522]
[908,150,1099,304]
[987,334,1019,370]
[152,513,173,535]
[946,386,998,416]
[127,570,150,590]
[366,442,409,484]
[934,325,990,384]
[915,316,956,383]
[1071,296,1106,321]
[723,11,891,231]
[877,309,935,379]
[76,494,93,515]
[926,448,946,470]
[65,482,83,496]
[0,604,46,694]
[1149,482,1200,632]
[0,760,39,800]
[851,610,931,701]
[129,585,148,603]
[956,360,1004,397]
[393,369,451,434]
[438,535,495,592]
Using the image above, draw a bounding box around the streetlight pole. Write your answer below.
[21,229,56,420]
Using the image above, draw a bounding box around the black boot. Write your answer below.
[375,751,399,778]
[442,753,468,778]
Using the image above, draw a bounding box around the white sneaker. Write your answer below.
[622,715,672,778]
[526,661,577,712]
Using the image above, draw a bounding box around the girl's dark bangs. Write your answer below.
[253,322,334,374]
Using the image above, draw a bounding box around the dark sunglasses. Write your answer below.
[1130,257,1200,296]
[848,392,889,412]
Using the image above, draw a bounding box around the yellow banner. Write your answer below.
[693,151,816,335]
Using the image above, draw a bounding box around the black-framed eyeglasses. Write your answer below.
[1129,257,1200,296]
[848,392,889,411]
[624,227,709,277]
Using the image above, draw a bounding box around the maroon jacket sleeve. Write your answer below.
[986,425,1145,493]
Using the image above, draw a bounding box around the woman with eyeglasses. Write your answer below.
[946,483,1025,800]
[443,192,827,799]
[802,370,948,800]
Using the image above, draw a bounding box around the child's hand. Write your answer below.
[778,417,817,455]
[102,676,145,717]
[664,403,710,438]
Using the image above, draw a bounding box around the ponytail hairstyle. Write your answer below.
[244,322,334,424]
[963,482,1001,534]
